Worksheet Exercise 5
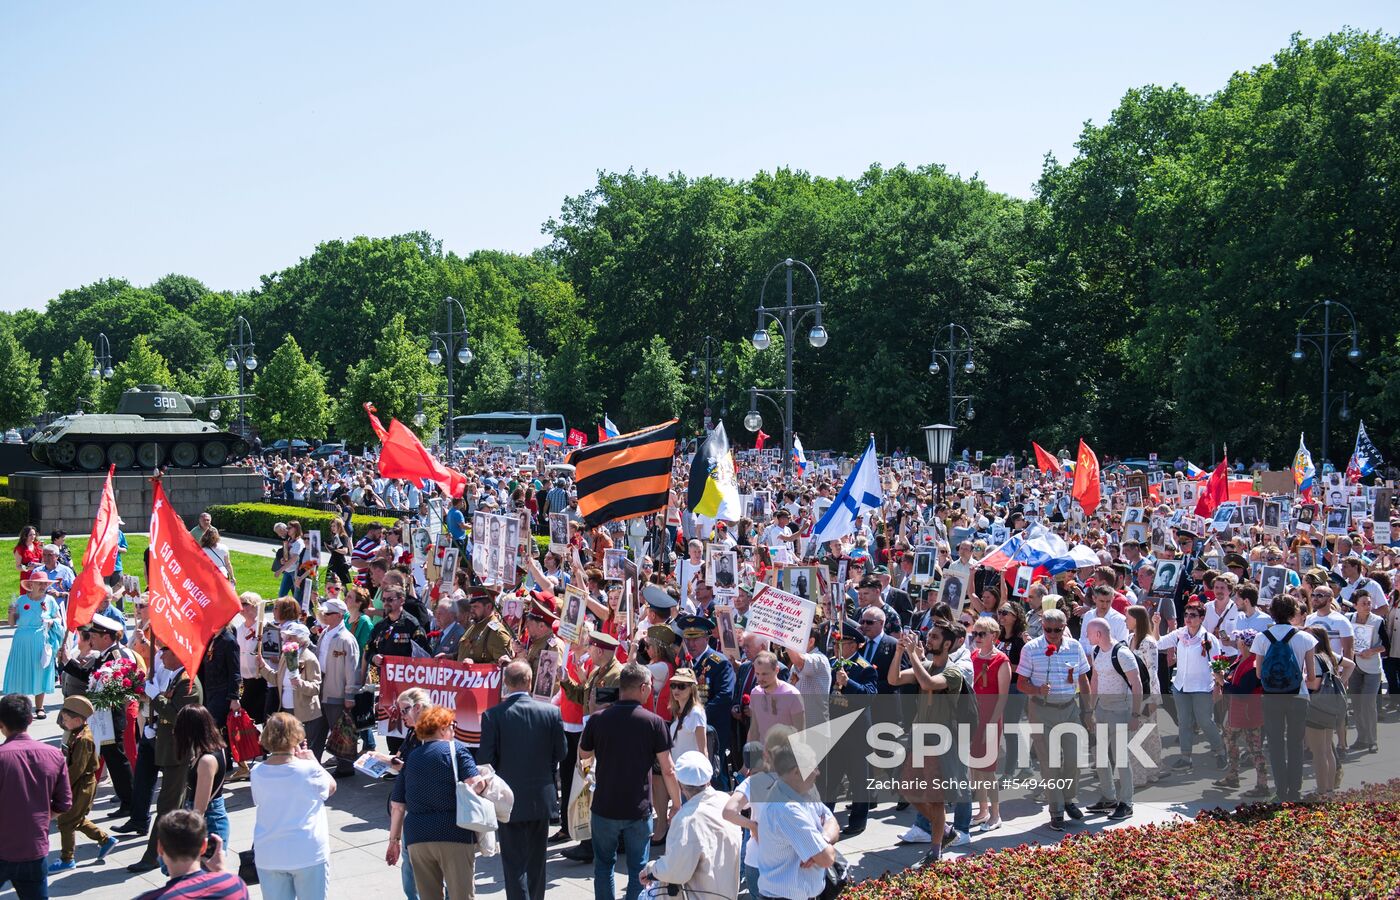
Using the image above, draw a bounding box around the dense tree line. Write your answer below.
[3,31,1396,465]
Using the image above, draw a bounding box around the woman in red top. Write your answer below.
[13,525,41,575]
[1214,630,1269,797]
[969,617,1010,831]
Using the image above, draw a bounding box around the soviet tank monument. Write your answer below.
[29,385,251,471]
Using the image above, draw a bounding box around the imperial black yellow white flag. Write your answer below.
[687,421,741,521]
[568,419,680,527]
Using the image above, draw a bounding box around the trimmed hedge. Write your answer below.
[207,502,400,538]
[0,495,30,532]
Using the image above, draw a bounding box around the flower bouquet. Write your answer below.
[87,657,145,710]
[282,640,301,669]
[1209,653,1235,675]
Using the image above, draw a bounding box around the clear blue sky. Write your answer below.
[2,2,1395,311]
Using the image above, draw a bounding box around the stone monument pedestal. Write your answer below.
[9,468,264,533]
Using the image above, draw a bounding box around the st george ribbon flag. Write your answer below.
[364,402,466,498]
[811,437,883,547]
[66,465,120,631]
[1346,419,1384,483]
[146,480,242,677]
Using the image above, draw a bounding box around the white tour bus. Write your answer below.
[453,411,567,450]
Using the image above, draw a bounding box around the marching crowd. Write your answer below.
[2,441,1398,900]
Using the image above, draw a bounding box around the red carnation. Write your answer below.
[1045,644,1058,657]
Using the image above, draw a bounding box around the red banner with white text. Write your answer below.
[146,481,242,676]
[375,656,502,746]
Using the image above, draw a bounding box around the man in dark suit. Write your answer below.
[875,565,915,624]
[478,660,567,900]
[843,608,904,834]
[127,643,203,873]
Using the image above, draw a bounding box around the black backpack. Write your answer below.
[1095,641,1148,688]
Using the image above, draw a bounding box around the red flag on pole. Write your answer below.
[364,403,466,499]
[567,428,588,448]
[1194,457,1230,516]
[67,465,120,632]
[755,430,770,451]
[146,480,241,677]
[1031,441,1062,477]
[1071,439,1100,515]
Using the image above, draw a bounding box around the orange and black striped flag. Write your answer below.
[567,419,680,527]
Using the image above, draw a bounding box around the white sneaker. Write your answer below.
[945,829,972,849]
[898,825,933,844]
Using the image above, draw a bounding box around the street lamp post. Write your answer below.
[922,423,957,498]
[224,316,258,438]
[91,333,114,381]
[691,335,725,431]
[1291,298,1361,467]
[745,258,827,473]
[515,348,543,414]
[425,296,473,449]
[927,322,976,427]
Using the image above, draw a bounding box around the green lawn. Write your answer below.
[2,535,283,618]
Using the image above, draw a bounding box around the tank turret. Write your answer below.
[29,384,252,471]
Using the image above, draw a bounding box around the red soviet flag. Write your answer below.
[1071,439,1101,516]
[364,403,466,499]
[1193,457,1230,517]
[1031,441,1062,477]
[755,430,770,451]
[67,465,120,632]
[567,428,588,448]
[146,480,241,676]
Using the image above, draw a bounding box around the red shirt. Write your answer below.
[0,732,72,860]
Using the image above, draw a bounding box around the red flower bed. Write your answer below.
[847,782,1400,899]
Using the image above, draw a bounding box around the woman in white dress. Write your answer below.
[1126,605,1164,788]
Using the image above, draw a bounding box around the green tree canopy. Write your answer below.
[252,335,332,442]
[622,335,686,428]
[47,338,99,416]
[0,319,44,429]
[102,335,176,411]
[335,314,445,445]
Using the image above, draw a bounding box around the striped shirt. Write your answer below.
[135,871,249,899]
[1015,635,1091,697]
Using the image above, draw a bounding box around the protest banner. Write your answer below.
[375,656,502,746]
[746,583,816,654]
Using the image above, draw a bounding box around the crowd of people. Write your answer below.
[2,439,1397,900]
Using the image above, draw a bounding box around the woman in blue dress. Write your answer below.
[4,569,63,717]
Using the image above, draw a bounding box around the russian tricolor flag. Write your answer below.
[792,435,809,477]
[597,415,619,443]
[541,428,565,448]
[1184,461,1206,479]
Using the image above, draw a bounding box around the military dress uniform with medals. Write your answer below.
[829,618,878,835]
[677,613,736,774]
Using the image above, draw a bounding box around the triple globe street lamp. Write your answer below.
[225,316,258,438]
[743,258,827,473]
[423,295,473,448]
[1290,298,1362,467]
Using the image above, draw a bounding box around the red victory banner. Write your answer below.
[364,403,466,498]
[375,656,502,746]
[1071,438,1101,516]
[67,465,121,631]
[146,480,241,676]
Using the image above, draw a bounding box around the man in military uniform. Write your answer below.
[458,586,514,666]
[676,613,735,775]
[521,597,564,676]
[828,618,878,837]
[559,630,623,716]
[366,588,430,657]
[633,583,678,646]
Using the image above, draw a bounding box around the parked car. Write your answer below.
[261,438,313,457]
[310,442,346,460]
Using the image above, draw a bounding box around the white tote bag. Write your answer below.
[449,739,497,833]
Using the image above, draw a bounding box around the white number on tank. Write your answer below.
[154,396,178,410]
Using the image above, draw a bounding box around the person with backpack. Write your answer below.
[1157,603,1226,772]
[1083,619,1143,820]
[1248,594,1318,802]
[1303,624,1354,797]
